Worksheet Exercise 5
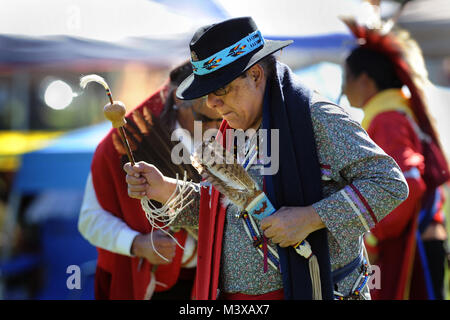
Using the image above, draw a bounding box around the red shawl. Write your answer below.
[194,120,230,300]
[91,85,188,300]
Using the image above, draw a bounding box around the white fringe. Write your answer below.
[309,254,323,300]
[140,171,196,262]
[143,270,156,300]
[143,270,168,300]
[294,241,322,300]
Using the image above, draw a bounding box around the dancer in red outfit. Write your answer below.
[79,61,221,299]
[342,18,449,300]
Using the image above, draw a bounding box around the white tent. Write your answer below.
[0,0,198,68]
[152,0,450,85]
[152,0,372,68]
[2,0,449,78]
[0,0,197,40]
[0,0,373,68]
[396,0,450,86]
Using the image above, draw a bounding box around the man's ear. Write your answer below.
[248,64,264,85]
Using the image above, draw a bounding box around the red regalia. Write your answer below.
[344,18,450,300]
[361,90,427,299]
[91,84,193,299]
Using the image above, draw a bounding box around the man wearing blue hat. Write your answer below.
[124,17,409,300]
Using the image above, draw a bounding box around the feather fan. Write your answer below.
[190,139,261,209]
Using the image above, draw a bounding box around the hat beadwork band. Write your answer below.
[191,30,265,76]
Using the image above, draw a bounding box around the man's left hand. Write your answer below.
[261,206,325,247]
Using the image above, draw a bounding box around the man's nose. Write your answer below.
[206,94,223,110]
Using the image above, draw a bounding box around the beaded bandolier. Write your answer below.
[230,129,281,272]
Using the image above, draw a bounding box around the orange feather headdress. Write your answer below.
[342,13,449,189]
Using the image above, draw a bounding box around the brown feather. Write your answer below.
[191,139,259,209]
[132,109,150,135]
[142,106,154,127]
[112,132,127,155]
[122,107,201,184]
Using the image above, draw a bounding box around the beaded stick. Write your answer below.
[80,74,135,166]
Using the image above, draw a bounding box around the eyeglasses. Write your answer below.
[210,73,247,97]
[212,84,232,96]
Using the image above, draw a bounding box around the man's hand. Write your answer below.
[260,206,325,247]
[131,230,176,265]
[124,161,175,203]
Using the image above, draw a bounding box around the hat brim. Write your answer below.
[176,39,293,100]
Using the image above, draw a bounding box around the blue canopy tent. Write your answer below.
[0,121,111,299]
[14,121,111,192]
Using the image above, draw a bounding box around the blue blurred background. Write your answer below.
[0,0,449,299]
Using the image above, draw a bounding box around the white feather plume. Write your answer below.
[80,74,110,91]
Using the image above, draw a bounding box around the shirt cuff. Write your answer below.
[115,228,141,257]
[312,185,373,249]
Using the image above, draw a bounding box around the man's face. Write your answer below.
[205,66,265,130]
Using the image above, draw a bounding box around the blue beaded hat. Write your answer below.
[176,17,292,100]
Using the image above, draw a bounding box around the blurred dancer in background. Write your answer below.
[78,61,221,299]
[342,18,449,299]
